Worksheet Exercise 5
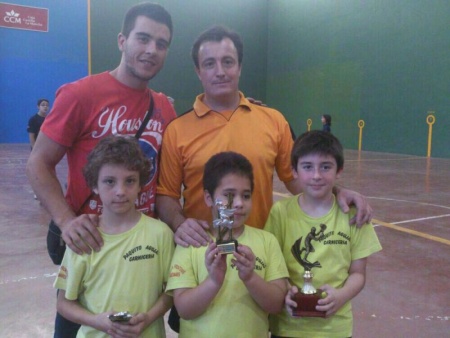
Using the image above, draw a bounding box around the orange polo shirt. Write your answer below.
[157,92,294,228]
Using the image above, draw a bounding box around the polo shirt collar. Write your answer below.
[193,91,252,117]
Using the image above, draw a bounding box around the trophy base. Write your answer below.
[292,289,326,318]
[216,239,238,255]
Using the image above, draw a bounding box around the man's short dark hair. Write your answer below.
[83,135,151,189]
[203,151,254,196]
[37,99,49,106]
[191,25,243,69]
[291,130,344,172]
[121,2,173,43]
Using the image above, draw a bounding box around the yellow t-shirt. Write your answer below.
[54,214,175,338]
[264,195,382,338]
[166,226,289,338]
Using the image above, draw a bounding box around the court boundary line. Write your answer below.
[373,218,450,246]
[346,157,425,162]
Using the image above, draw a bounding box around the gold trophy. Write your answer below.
[290,224,327,317]
[213,194,237,255]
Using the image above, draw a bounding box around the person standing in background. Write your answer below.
[321,114,331,132]
[27,98,50,199]
[27,98,49,149]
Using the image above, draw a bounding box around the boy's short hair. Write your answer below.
[203,151,254,196]
[121,2,173,43]
[191,25,243,69]
[83,135,151,189]
[291,130,344,171]
[37,98,49,106]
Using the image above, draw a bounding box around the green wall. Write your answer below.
[266,0,450,157]
[90,0,268,114]
[90,0,449,157]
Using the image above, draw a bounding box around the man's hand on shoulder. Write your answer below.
[60,214,103,255]
[246,97,267,107]
[335,187,373,227]
[174,218,211,248]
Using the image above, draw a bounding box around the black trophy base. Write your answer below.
[216,239,238,255]
[292,289,326,318]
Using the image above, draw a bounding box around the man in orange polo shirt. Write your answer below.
[156,25,372,247]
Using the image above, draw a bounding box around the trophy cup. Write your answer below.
[290,224,327,317]
[213,193,237,255]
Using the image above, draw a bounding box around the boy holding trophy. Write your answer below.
[264,131,382,337]
[166,151,288,337]
[54,136,174,338]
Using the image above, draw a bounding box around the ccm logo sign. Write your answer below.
[0,2,48,32]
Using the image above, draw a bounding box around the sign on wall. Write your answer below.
[0,2,48,32]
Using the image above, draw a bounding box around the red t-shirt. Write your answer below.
[41,72,176,217]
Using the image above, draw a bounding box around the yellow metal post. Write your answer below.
[307,119,312,131]
[358,120,365,151]
[426,114,436,158]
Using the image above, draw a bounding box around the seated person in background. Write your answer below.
[264,130,382,338]
[54,135,174,338]
[166,151,289,337]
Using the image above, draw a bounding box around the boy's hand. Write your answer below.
[61,214,103,254]
[174,218,211,248]
[205,242,227,286]
[335,187,373,226]
[285,285,299,316]
[316,284,343,317]
[91,311,115,334]
[232,245,255,282]
[108,312,148,338]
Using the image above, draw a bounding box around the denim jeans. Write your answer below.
[54,289,80,338]
[54,311,80,338]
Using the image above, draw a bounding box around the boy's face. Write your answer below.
[38,101,49,116]
[94,164,140,215]
[293,153,342,201]
[204,173,252,230]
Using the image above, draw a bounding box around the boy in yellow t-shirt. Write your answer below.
[54,135,174,338]
[265,130,382,338]
[166,151,289,337]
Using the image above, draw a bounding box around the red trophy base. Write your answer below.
[292,289,326,318]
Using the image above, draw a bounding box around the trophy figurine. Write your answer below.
[290,224,327,317]
[213,193,237,255]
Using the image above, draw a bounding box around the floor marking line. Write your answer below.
[368,196,450,210]
[346,157,424,162]
[373,218,450,246]
[391,214,450,224]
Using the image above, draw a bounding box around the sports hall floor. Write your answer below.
[1,144,449,337]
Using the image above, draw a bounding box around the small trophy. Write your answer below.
[213,194,237,255]
[290,224,327,317]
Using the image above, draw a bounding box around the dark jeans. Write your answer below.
[167,305,180,333]
[54,311,80,338]
[54,289,80,338]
